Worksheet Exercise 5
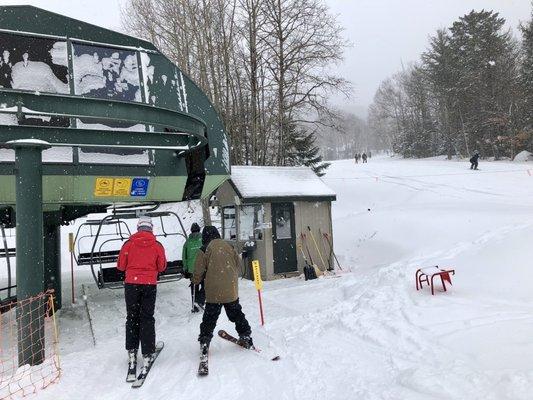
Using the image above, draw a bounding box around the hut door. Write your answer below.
[271,202,297,274]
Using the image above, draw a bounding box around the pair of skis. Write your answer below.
[198,330,280,377]
[126,341,164,388]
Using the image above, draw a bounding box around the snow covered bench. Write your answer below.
[415,266,455,295]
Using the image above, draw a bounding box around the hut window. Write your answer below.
[275,208,292,239]
[239,204,264,240]
[222,207,236,240]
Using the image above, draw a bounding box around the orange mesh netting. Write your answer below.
[0,291,60,399]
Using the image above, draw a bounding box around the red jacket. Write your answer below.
[117,231,167,285]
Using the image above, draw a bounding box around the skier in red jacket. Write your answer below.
[117,215,167,377]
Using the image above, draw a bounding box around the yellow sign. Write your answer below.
[252,260,263,290]
[113,178,132,196]
[94,177,114,197]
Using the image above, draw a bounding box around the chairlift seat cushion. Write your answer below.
[99,260,184,286]
[77,250,121,266]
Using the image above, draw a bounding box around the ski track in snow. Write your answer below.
[3,157,533,399]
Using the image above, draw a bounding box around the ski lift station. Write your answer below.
[0,5,230,366]
[0,5,339,372]
[215,166,337,280]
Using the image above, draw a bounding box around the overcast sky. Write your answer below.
[2,0,531,118]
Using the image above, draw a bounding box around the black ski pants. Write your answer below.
[125,283,157,356]
[198,299,251,345]
[470,161,478,170]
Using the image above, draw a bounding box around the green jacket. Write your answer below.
[182,233,202,273]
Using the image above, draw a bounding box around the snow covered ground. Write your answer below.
[6,155,533,399]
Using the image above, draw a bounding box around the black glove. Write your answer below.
[183,271,191,279]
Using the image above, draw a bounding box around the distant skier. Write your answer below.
[182,222,205,312]
[354,153,359,164]
[117,216,167,378]
[193,226,253,361]
[362,152,368,163]
[368,151,372,158]
[470,150,480,170]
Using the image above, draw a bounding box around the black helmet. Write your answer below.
[202,226,221,247]
[191,222,201,233]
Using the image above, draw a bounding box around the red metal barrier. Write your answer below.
[416,266,455,295]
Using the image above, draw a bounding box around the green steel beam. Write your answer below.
[0,6,158,51]
[0,90,207,133]
[0,125,204,151]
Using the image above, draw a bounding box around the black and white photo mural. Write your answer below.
[72,43,148,164]
[0,32,69,93]
[0,32,198,166]
[72,43,141,102]
[0,32,72,164]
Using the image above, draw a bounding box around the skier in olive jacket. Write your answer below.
[193,226,253,354]
[182,222,204,312]
[117,216,167,375]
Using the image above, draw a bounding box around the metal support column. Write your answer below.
[44,222,62,311]
[11,140,50,366]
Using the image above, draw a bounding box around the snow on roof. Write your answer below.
[230,166,336,200]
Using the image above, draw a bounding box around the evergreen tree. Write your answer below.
[400,66,435,158]
[423,29,460,158]
[447,10,518,159]
[286,124,330,176]
[520,6,533,151]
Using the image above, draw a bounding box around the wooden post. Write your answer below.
[69,233,76,305]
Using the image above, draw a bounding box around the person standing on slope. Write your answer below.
[117,216,167,376]
[470,150,480,170]
[182,222,205,312]
[362,152,368,163]
[193,226,253,356]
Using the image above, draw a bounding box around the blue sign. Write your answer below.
[130,178,149,197]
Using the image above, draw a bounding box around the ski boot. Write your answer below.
[126,349,138,382]
[141,353,154,375]
[200,342,209,359]
[238,335,254,349]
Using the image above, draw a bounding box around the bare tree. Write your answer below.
[122,0,351,167]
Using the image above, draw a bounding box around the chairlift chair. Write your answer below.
[74,207,187,289]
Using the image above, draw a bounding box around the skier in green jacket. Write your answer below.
[182,223,204,312]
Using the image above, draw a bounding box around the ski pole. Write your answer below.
[191,276,196,313]
[323,232,342,270]
[307,226,326,270]
[318,228,332,270]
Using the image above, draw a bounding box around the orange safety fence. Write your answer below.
[0,291,61,399]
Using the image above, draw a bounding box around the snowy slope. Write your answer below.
[11,156,533,399]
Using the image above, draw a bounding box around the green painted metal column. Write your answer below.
[44,222,62,311]
[12,139,50,366]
